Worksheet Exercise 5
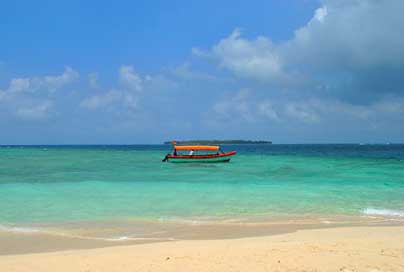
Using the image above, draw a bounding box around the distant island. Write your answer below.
[164,140,272,145]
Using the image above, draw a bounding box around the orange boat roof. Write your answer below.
[174,145,219,151]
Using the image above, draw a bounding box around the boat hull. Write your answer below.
[166,151,236,163]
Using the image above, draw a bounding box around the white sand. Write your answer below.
[1,226,404,271]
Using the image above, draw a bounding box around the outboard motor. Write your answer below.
[162,154,169,162]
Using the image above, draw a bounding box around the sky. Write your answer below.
[1,0,404,144]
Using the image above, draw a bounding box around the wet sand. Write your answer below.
[1,225,404,271]
[0,215,396,255]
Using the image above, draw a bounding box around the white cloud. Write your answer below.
[0,67,78,121]
[196,1,404,98]
[195,0,404,141]
[209,90,283,125]
[80,90,122,110]
[169,62,216,81]
[119,65,143,92]
[208,89,404,126]
[373,100,404,114]
[81,66,143,113]
[15,100,53,121]
[283,97,404,124]
[313,6,327,23]
[257,101,280,121]
[80,89,139,111]
[210,28,285,83]
[212,89,255,122]
[8,78,31,93]
[191,47,208,57]
[284,102,320,123]
[3,67,79,95]
[88,72,99,89]
[42,67,79,91]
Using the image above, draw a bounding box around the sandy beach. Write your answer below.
[3,0,404,269]
[1,226,404,272]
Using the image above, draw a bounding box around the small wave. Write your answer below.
[0,225,172,242]
[101,236,173,242]
[363,208,404,217]
[158,217,211,225]
[157,216,235,225]
[104,236,130,241]
[0,224,40,233]
[320,220,332,224]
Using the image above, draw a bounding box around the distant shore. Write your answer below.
[164,140,272,145]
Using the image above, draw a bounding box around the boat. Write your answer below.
[162,145,236,163]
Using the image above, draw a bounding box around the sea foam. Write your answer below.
[363,208,404,217]
[0,224,40,233]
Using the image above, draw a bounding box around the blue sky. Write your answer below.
[1,0,404,144]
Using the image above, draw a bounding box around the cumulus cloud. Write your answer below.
[196,1,404,100]
[81,66,143,113]
[210,89,284,125]
[212,89,255,122]
[3,67,78,95]
[209,28,285,83]
[306,97,404,122]
[41,67,79,91]
[88,72,99,89]
[169,62,216,81]
[119,65,143,92]
[80,89,138,111]
[257,101,280,122]
[15,101,53,121]
[208,89,404,127]
[7,78,31,93]
[284,101,321,123]
[0,67,78,121]
[80,90,121,110]
[313,6,327,23]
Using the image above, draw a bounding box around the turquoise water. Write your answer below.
[1,145,404,225]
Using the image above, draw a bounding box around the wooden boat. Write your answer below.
[162,145,236,163]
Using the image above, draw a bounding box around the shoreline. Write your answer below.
[1,214,404,255]
[1,225,404,271]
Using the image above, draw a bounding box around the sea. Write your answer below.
[1,144,404,239]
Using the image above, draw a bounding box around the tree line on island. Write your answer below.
[164,140,272,145]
